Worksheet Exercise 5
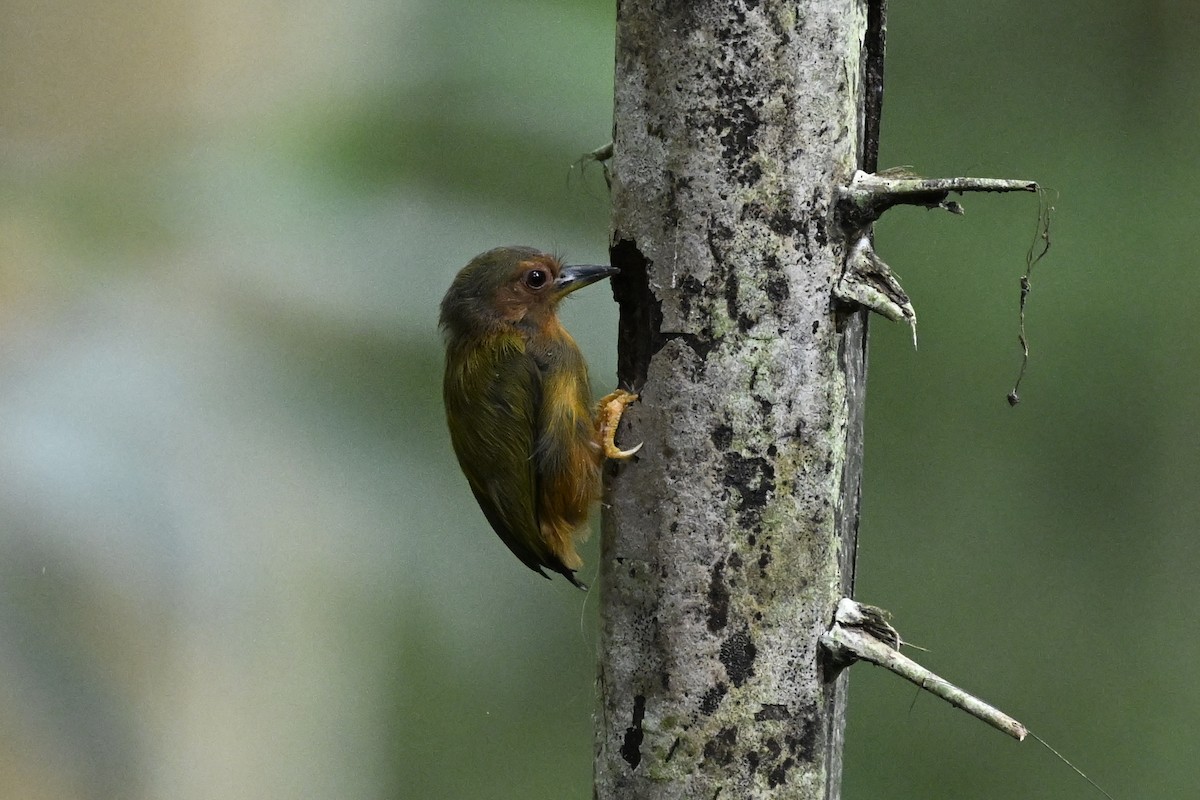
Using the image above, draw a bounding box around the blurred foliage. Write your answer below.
[0,0,1196,798]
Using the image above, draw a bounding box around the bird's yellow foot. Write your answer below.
[597,389,641,460]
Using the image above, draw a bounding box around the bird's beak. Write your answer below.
[554,264,619,298]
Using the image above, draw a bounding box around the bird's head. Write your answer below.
[440,246,617,338]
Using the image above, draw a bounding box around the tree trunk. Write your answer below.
[597,1,883,798]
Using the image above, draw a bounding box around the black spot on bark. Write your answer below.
[722,269,754,333]
[707,559,730,632]
[746,750,760,773]
[793,710,819,760]
[719,628,756,687]
[621,695,646,769]
[712,423,733,451]
[768,208,805,239]
[723,268,739,327]
[712,69,761,166]
[811,190,828,246]
[702,726,738,767]
[765,273,790,305]
[755,703,789,721]
[740,159,763,187]
[722,453,776,527]
[700,682,728,714]
[767,757,795,788]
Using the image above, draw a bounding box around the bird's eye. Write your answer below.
[524,269,549,290]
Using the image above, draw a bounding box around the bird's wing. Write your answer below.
[444,335,556,578]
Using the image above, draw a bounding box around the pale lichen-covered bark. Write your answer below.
[596,1,875,798]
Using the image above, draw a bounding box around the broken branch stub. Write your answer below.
[833,169,1040,337]
[834,237,917,346]
[820,598,1029,741]
[837,169,1039,233]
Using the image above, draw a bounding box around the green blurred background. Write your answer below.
[0,1,1195,798]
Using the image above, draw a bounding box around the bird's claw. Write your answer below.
[608,440,643,460]
[597,389,641,460]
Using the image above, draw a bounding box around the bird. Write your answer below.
[440,246,640,588]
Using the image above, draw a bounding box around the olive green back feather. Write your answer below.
[443,332,563,579]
